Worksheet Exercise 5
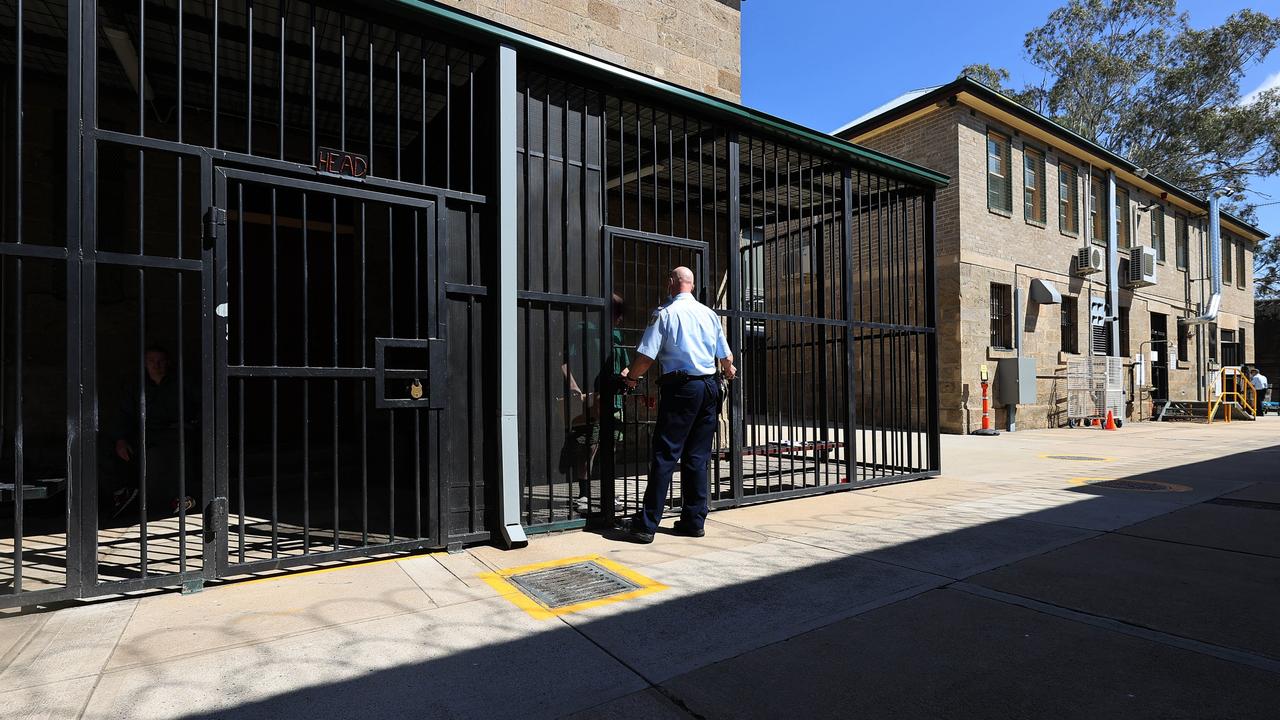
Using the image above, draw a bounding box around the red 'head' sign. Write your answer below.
[315,147,370,179]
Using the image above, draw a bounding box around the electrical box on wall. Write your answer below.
[996,357,1037,406]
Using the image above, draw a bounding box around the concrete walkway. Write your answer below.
[4,419,1279,719]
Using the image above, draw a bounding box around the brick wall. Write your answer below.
[439,0,742,100]
[861,103,1257,432]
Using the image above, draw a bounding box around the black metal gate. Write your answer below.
[214,168,444,574]
[602,228,712,518]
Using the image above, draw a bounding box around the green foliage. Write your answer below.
[965,0,1280,296]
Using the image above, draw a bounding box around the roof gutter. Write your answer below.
[1182,192,1223,327]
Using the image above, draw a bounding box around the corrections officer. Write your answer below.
[617,267,736,543]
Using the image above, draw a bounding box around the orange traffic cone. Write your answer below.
[1092,417,1101,427]
[1104,410,1118,431]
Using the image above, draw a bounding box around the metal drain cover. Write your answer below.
[1047,455,1107,461]
[508,561,640,608]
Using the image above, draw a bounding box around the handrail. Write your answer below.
[1207,367,1257,423]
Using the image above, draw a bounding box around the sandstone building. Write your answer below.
[836,77,1269,433]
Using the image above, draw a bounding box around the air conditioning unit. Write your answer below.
[1074,246,1104,276]
[1126,246,1157,288]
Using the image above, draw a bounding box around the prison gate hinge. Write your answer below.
[203,207,227,243]
[203,496,228,545]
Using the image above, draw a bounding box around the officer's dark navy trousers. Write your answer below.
[634,375,720,534]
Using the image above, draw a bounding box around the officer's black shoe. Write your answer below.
[672,520,705,538]
[613,518,654,544]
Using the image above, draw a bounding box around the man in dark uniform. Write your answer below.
[110,345,200,519]
[616,267,736,544]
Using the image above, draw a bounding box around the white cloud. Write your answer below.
[1239,70,1280,105]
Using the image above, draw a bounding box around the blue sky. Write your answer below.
[743,0,1280,236]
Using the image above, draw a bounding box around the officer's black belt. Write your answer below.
[657,370,715,386]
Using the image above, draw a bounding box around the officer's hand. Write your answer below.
[722,363,737,381]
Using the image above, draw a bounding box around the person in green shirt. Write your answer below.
[562,294,629,514]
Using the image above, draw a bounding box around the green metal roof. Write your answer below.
[386,0,950,188]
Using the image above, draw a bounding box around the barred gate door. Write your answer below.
[213,169,445,575]
[602,228,714,518]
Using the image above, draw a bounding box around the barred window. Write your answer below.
[987,130,1012,214]
[1177,320,1189,363]
[1060,296,1078,354]
[990,282,1013,349]
[1119,306,1131,358]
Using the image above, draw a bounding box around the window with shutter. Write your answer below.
[1150,206,1165,262]
[987,130,1012,214]
[1058,162,1079,235]
[1024,147,1046,224]
[1175,214,1188,269]
[1115,188,1130,248]
[1090,175,1106,245]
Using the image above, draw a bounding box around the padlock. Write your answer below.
[410,378,424,399]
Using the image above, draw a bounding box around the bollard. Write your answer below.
[973,364,999,436]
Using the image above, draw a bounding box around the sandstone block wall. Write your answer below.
[861,103,1256,432]
[439,0,742,100]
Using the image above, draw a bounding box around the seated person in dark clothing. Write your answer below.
[110,345,201,518]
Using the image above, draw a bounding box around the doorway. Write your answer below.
[1150,312,1169,401]
[214,169,445,574]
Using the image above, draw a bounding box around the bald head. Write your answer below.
[668,266,694,296]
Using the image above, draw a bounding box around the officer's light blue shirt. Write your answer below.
[635,293,730,376]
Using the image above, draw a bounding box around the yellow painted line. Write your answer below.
[1069,477,1192,493]
[234,550,448,586]
[480,554,668,621]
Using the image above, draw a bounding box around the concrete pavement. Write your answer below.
[3,418,1279,719]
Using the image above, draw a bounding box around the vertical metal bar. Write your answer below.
[387,204,396,540]
[332,195,340,550]
[360,202,368,545]
[841,167,855,483]
[924,188,940,472]
[726,131,743,503]
[413,208,421,539]
[10,0,23,593]
[309,2,315,155]
[469,51,475,194]
[445,45,452,188]
[138,264,148,576]
[367,27,373,168]
[420,35,426,185]
[177,169,188,573]
[278,1,285,160]
[213,0,220,148]
[236,181,245,563]
[63,0,86,591]
[246,0,253,154]
[394,32,401,181]
[138,0,145,136]
[11,258,21,592]
[177,0,184,143]
[302,190,310,553]
[270,187,278,557]
[339,13,346,150]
